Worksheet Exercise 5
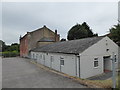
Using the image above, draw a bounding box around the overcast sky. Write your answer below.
[2,2,118,45]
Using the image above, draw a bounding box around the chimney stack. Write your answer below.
[43,25,46,28]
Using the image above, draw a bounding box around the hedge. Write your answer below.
[1,51,19,57]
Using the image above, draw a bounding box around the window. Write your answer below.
[33,53,35,59]
[50,56,54,62]
[94,58,98,67]
[106,49,109,52]
[106,43,108,46]
[115,55,117,62]
[36,54,38,60]
[40,54,42,59]
[60,60,64,65]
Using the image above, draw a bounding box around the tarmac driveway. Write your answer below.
[2,57,86,88]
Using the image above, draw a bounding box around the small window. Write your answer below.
[106,43,108,46]
[94,58,98,67]
[60,60,64,65]
[106,49,109,52]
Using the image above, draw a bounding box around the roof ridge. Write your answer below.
[32,36,104,54]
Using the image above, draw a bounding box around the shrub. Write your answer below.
[2,51,19,57]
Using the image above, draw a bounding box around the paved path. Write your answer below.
[2,57,86,88]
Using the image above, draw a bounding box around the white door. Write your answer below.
[50,56,54,68]
[60,57,64,72]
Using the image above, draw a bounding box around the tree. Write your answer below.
[82,22,93,37]
[0,41,20,52]
[9,43,20,52]
[0,40,7,52]
[67,22,97,40]
[109,24,120,46]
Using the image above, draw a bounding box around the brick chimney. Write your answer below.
[55,30,57,42]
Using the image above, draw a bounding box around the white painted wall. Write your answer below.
[118,47,120,62]
[30,37,119,79]
[80,37,119,78]
[31,52,78,77]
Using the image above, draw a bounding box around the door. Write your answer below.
[103,56,111,72]
[60,57,64,72]
[50,56,54,68]
[43,55,45,65]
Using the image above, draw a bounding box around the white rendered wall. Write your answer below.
[30,37,118,79]
[31,52,77,77]
[80,37,119,78]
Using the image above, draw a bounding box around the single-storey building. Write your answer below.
[30,36,119,79]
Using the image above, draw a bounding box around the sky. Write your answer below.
[1,2,118,45]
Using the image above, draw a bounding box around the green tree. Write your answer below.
[0,40,7,52]
[9,43,20,52]
[109,24,120,46]
[67,22,97,40]
[82,22,94,37]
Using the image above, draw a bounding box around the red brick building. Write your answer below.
[20,25,60,57]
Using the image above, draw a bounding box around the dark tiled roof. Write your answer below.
[38,37,55,42]
[32,37,104,54]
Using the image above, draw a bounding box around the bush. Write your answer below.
[2,51,19,57]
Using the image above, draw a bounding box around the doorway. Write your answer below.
[103,56,111,73]
[50,56,54,68]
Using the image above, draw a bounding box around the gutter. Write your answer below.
[75,55,77,77]
[76,54,81,78]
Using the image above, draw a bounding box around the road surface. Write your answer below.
[2,57,86,88]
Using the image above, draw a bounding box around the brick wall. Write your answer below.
[20,26,60,57]
[20,35,29,57]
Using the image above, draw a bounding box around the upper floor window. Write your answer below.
[106,49,109,52]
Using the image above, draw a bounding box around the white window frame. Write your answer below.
[60,57,64,66]
[94,58,99,68]
[50,56,54,62]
